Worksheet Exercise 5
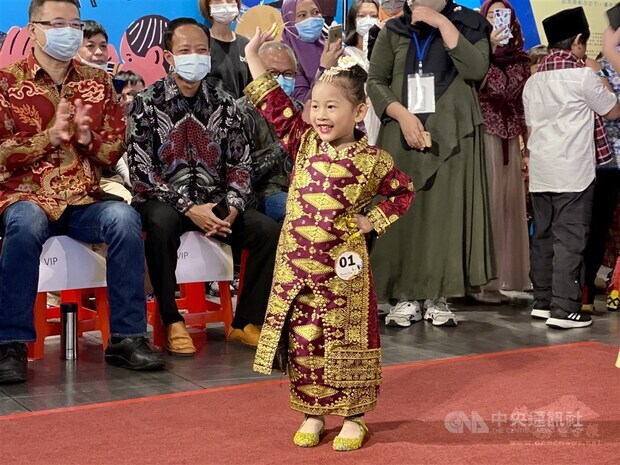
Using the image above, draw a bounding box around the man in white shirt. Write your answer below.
[523,7,620,329]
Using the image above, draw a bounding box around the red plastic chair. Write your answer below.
[29,288,110,360]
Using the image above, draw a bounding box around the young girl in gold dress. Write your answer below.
[244,26,415,451]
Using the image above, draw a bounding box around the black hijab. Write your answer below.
[386,0,490,136]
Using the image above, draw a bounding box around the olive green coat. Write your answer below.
[367,29,496,301]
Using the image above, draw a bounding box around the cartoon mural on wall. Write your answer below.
[0,0,348,85]
[0,0,613,79]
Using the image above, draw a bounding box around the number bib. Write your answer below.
[335,251,364,281]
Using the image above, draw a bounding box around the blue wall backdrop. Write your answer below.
[0,0,544,62]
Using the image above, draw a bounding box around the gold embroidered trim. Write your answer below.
[292,324,323,342]
[324,348,382,388]
[366,206,391,237]
[297,384,339,399]
[244,72,280,107]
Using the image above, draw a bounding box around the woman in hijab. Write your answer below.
[474,1,531,303]
[367,0,494,328]
[281,0,342,102]
[344,0,382,143]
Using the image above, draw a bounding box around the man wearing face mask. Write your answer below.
[74,20,132,203]
[236,42,302,223]
[199,0,250,98]
[0,0,165,384]
[127,18,281,353]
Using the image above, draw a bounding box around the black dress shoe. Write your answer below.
[0,342,28,384]
[105,337,165,371]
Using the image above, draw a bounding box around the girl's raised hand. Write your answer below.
[245,24,278,79]
[246,24,277,56]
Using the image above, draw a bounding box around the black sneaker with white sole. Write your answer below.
[546,311,592,329]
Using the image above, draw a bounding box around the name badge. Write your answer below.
[335,251,364,281]
[407,73,435,115]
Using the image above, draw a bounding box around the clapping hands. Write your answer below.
[49,98,93,147]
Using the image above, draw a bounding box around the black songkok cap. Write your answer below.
[543,7,589,45]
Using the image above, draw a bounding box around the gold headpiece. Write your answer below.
[319,55,359,82]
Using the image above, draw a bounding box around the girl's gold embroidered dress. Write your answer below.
[245,73,414,416]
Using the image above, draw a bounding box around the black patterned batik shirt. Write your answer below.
[127,73,251,213]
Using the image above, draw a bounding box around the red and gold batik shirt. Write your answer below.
[0,53,125,220]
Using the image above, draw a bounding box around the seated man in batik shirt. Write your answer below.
[127,18,280,355]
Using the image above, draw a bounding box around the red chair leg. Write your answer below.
[218,281,233,338]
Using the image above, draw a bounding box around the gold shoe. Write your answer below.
[227,323,260,347]
[293,416,325,448]
[333,417,368,451]
[607,290,619,311]
[165,321,196,356]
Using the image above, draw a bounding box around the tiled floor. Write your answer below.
[1,296,617,415]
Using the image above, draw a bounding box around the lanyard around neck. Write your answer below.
[412,30,435,74]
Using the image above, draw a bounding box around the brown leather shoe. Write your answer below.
[228,323,261,347]
[165,322,196,356]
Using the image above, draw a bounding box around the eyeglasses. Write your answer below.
[267,69,296,79]
[32,20,84,30]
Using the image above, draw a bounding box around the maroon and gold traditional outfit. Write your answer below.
[245,73,414,416]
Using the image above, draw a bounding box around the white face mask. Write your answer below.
[35,25,83,62]
[356,17,378,37]
[210,3,239,24]
[77,54,108,71]
[173,54,211,82]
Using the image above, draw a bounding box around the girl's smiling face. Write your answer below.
[310,81,367,151]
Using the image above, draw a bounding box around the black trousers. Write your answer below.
[583,171,620,303]
[530,183,595,314]
[136,200,281,328]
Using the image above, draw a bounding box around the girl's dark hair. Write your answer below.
[318,64,368,105]
[344,0,379,47]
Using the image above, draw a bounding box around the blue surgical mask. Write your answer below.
[36,25,83,62]
[174,54,211,82]
[295,17,325,43]
[276,75,295,96]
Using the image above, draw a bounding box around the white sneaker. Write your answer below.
[385,301,422,327]
[531,308,551,319]
[423,298,458,326]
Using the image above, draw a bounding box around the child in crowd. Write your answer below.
[527,44,548,75]
[523,7,620,329]
[244,26,414,451]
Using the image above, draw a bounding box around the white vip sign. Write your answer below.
[36,232,234,293]
[38,236,107,292]
[175,232,234,284]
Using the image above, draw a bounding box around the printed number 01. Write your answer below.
[339,254,356,268]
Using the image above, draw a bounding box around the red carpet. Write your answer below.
[1,342,618,465]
